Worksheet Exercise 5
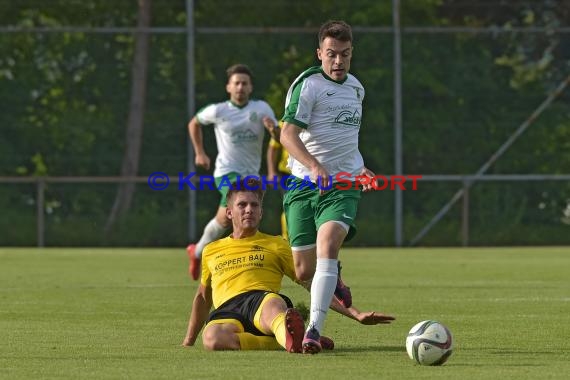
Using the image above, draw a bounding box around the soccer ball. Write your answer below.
[406,320,453,366]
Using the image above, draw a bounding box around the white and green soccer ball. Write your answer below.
[406,320,453,366]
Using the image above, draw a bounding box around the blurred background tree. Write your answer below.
[0,0,568,246]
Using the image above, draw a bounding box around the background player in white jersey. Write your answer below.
[280,20,378,354]
[186,64,279,281]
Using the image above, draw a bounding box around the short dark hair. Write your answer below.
[226,64,253,83]
[226,178,264,206]
[318,20,353,45]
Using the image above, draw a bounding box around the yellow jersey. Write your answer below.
[200,231,296,308]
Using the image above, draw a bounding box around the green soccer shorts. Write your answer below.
[214,172,240,207]
[283,177,361,248]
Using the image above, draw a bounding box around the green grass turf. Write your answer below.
[0,247,569,379]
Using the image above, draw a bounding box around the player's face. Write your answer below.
[317,37,353,81]
[226,73,253,106]
[227,191,262,235]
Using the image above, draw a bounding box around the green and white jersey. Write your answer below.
[196,99,277,178]
[282,66,365,181]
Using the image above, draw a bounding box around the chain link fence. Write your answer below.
[1,0,569,246]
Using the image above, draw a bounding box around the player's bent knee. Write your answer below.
[202,331,228,351]
[202,326,226,351]
[295,266,315,282]
[201,328,217,350]
[202,325,240,351]
[292,249,316,281]
[203,339,227,351]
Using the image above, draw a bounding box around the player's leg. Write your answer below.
[195,206,231,254]
[195,173,235,255]
[283,181,318,281]
[187,207,229,280]
[291,248,316,281]
[284,179,329,353]
[254,293,305,353]
[202,320,280,351]
[187,173,237,280]
[302,221,346,354]
[201,320,242,350]
[317,188,360,308]
[302,189,360,354]
[313,220,349,316]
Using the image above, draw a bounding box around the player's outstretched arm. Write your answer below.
[295,279,395,325]
[348,307,396,325]
[182,284,213,347]
[329,296,395,325]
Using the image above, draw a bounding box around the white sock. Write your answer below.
[195,218,227,258]
[307,258,338,334]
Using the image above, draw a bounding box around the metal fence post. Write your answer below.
[186,0,197,242]
[37,179,45,247]
[392,0,403,247]
[462,179,469,247]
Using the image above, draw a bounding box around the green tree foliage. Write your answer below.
[0,0,568,246]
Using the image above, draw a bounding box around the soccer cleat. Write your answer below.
[319,335,335,350]
[284,308,305,353]
[334,261,352,308]
[302,327,322,354]
[186,244,200,281]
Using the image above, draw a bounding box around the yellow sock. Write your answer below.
[281,212,288,240]
[237,333,281,350]
[270,312,287,349]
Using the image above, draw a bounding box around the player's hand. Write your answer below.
[262,117,280,140]
[195,153,211,170]
[311,164,330,195]
[357,167,376,192]
[181,335,195,347]
[354,310,396,325]
[262,116,275,130]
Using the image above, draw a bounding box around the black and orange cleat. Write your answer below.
[284,308,305,353]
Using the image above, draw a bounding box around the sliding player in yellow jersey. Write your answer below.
[182,178,395,353]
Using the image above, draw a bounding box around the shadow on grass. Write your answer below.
[329,345,404,354]
[490,350,558,355]
[451,363,545,367]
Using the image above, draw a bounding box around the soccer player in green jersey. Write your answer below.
[186,64,280,281]
[280,20,379,354]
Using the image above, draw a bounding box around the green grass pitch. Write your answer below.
[1,247,569,379]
